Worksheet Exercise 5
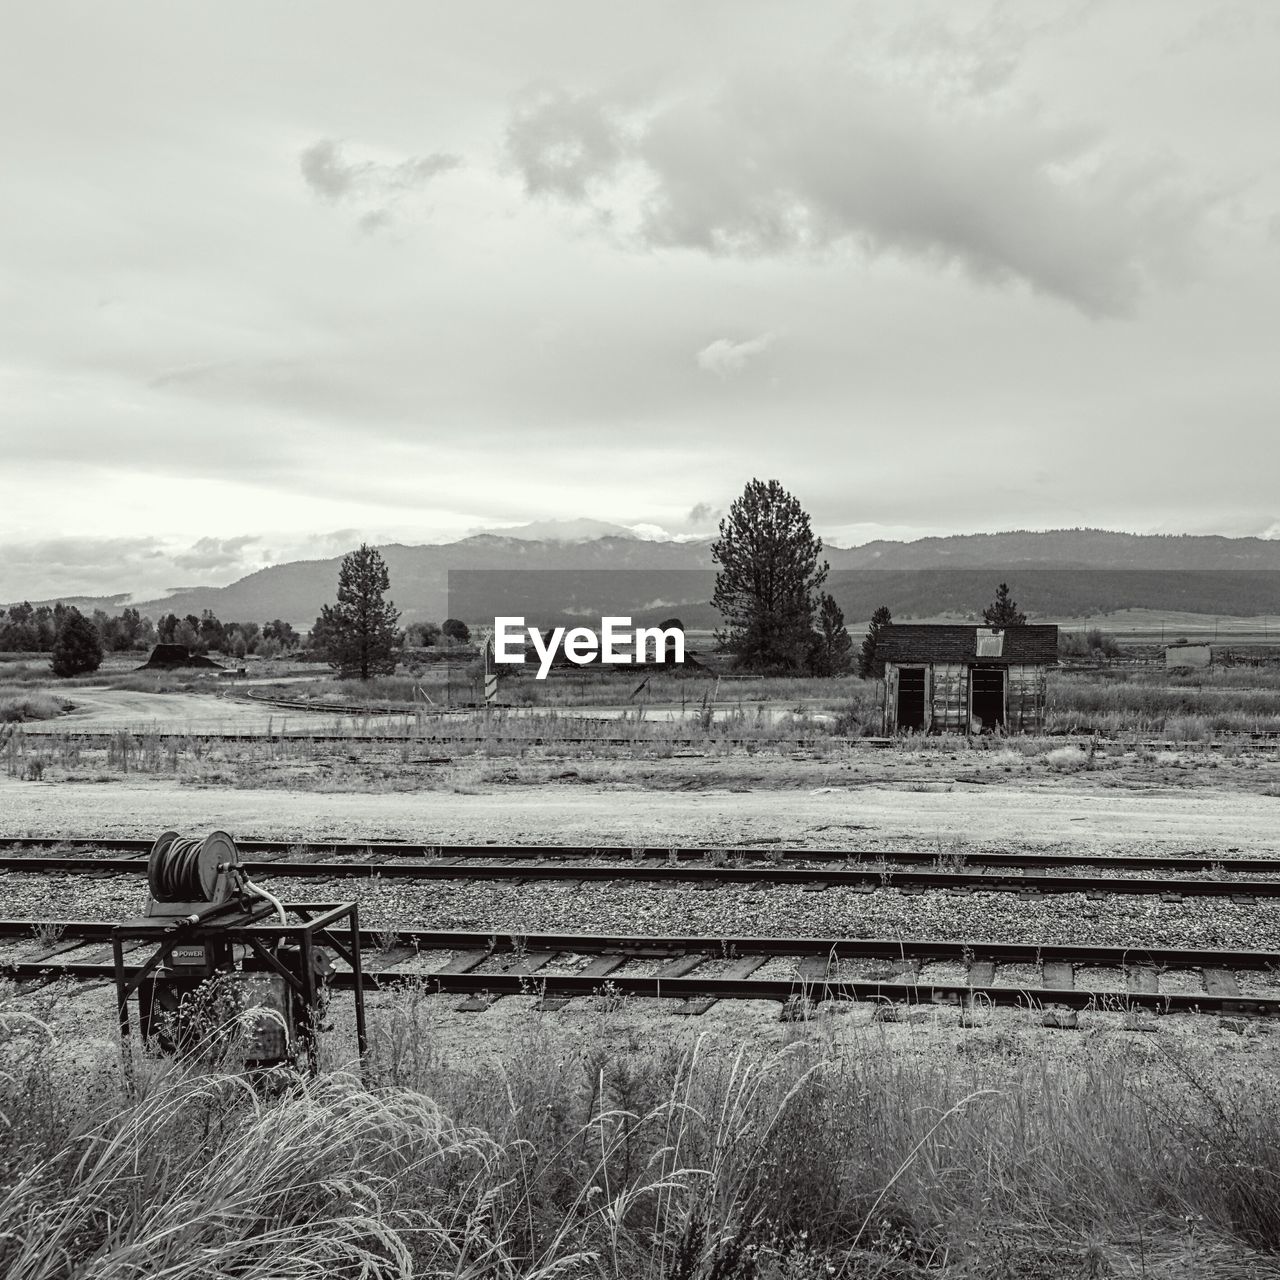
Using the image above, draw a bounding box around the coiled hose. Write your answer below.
[149,834,210,901]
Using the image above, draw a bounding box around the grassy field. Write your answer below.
[249,665,1280,740]
[1047,667,1280,738]
[2,988,1278,1279]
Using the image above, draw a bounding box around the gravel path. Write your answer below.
[5,776,1280,855]
[6,869,1279,952]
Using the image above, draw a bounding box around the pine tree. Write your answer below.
[711,479,828,671]
[314,544,401,679]
[983,582,1027,626]
[858,605,893,679]
[50,608,103,677]
[810,593,853,675]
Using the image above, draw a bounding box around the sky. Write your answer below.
[3,1,1280,602]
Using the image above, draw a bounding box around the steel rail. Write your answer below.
[4,919,1280,969]
[3,922,1278,1015]
[9,731,828,747]
[12,729,1280,749]
[2,835,1278,873]
[0,852,1277,899]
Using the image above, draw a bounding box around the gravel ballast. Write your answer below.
[4,868,1279,953]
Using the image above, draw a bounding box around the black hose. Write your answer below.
[150,834,208,902]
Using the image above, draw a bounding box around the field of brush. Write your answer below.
[4,978,1280,1279]
[8,648,1280,735]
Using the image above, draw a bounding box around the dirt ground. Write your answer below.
[4,769,1280,855]
[23,685,410,734]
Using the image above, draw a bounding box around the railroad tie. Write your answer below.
[1125,966,1160,996]
[797,954,834,983]
[673,955,768,1017]
[435,949,488,975]
[363,947,419,974]
[31,935,98,962]
[879,957,920,984]
[966,960,996,986]
[1202,967,1241,998]
[576,954,628,979]
[507,951,555,976]
[650,953,705,979]
[1041,961,1075,991]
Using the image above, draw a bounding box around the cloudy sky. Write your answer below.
[3,1,1279,601]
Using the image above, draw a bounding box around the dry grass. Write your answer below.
[1048,669,1280,736]
[0,693,68,723]
[3,985,1280,1278]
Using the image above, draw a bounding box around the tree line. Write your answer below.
[1,600,316,678]
[308,495,1039,683]
[12,492,1038,682]
[0,601,305,659]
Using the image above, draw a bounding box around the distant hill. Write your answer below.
[9,529,1280,629]
[127,536,718,629]
[828,529,1280,571]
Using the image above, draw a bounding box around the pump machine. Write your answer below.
[112,830,368,1071]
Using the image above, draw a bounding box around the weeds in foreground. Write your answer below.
[4,983,1280,1278]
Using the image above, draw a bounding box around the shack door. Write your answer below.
[970,665,1006,731]
[896,667,927,732]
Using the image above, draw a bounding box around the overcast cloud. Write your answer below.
[2,1,1279,601]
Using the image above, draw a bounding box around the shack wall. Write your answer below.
[882,660,1049,734]
[1004,663,1049,733]
[928,662,969,732]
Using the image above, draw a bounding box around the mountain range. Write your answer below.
[9,529,1280,629]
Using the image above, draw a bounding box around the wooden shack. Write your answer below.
[1163,643,1212,669]
[875,624,1059,734]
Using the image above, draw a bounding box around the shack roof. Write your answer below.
[875,624,1059,666]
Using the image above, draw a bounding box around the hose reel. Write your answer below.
[146,830,285,925]
[148,831,240,906]
[116,829,366,1075]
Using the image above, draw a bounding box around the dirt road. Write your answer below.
[23,686,411,735]
[2,774,1278,854]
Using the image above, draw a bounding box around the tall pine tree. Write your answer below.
[810,593,853,675]
[858,605,892,679]
[711,479,828,672]
[313,544,401,679]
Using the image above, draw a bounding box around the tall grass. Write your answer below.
[5,988,1279,1278]
[1048,668,1280,735]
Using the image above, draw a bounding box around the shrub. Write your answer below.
[50,610,102,678]
[0,693,67,723]
[442,618,471,644]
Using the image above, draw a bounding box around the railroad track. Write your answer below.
[2,837,1277,901]
[9,730,830,747]
[2,920,1276,1016]
[11,729,1280,750]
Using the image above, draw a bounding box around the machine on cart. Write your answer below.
[112,830,367,1072]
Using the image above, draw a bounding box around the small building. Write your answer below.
[875,624,1059,734]
[1163,643,1212,669]
[139,644,222,670]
